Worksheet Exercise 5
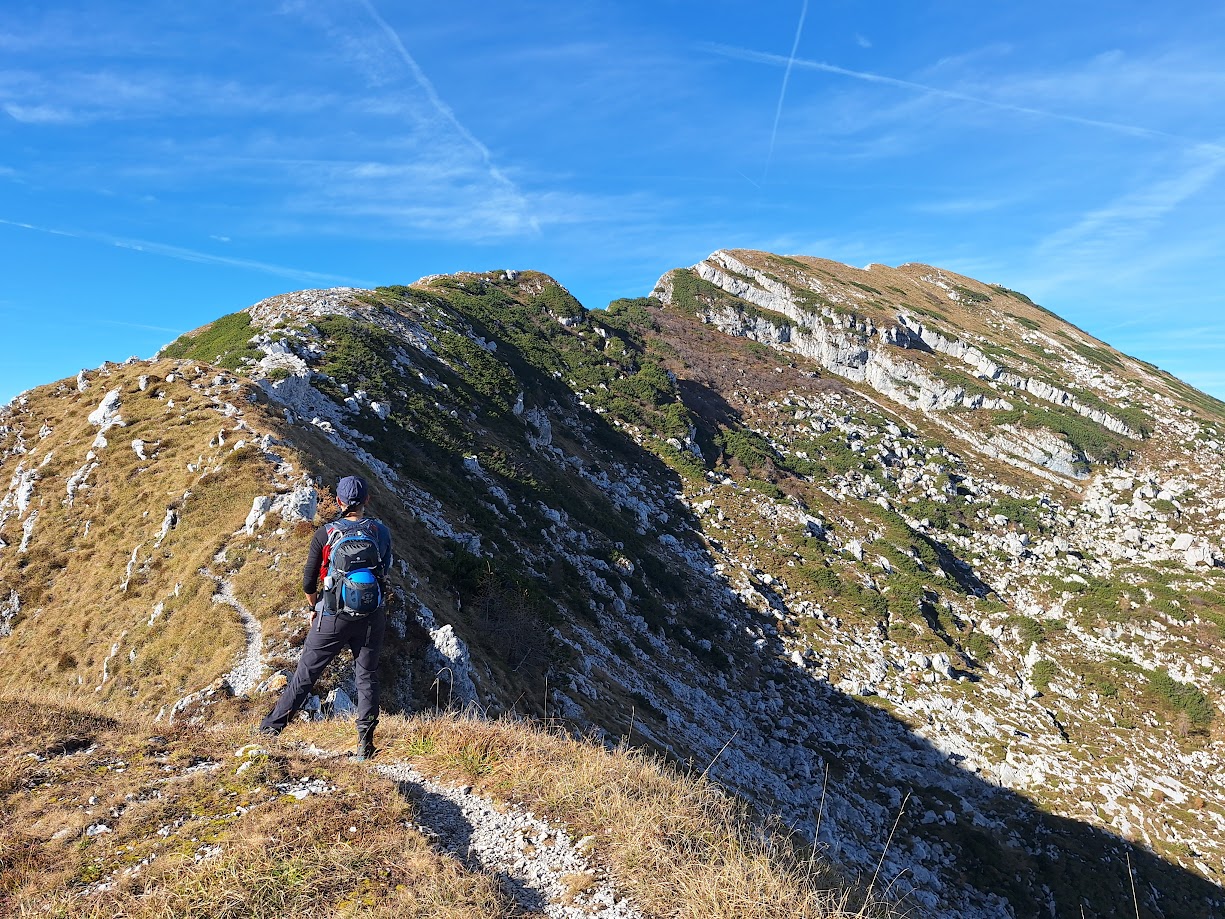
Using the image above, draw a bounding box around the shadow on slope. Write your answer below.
[245,292,1222,918]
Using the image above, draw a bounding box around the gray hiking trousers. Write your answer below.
[260,608,386,734]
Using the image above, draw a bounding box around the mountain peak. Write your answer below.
[3,252,1224,917]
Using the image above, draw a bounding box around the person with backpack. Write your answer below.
[259,474,393,760]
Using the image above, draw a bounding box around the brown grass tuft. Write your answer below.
[296,712,895,918]
[3,691,897,919]
[1,691,515,919]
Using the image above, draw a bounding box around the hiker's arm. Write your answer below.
[380,524,393,574]
[302,527,327,605]
[376,524,393,591]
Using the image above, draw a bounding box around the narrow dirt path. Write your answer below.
[200,568,264,695]
[374,761,643,919]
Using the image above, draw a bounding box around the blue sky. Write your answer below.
[3,0,1225,402]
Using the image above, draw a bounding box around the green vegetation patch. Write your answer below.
[1147,669,1215,729]
[1031,659,1057,692]
[989,284,1036,305]
[1054,330,1123,369]
[951,285,990,305]
[992,496,1048,532]
[787,432,875,478]
[904,304,951,323]
[160,311,263,370]
[1154,369,1225,423]
[1008,615,1065,645]
[532,281,585,320]
[926,364,998,402]
[313,316,400,400]
[715,428,778,475]
[1067,386,1153,437]
[667,270,797,332]
[992,404,1131,468]
[906,494,973,536]
[435,329,519,415]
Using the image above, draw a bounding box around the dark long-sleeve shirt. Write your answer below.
[302,515,393,593]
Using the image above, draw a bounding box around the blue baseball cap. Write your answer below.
[337,475,369,506]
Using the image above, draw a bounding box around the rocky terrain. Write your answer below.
[2,250,1223,917]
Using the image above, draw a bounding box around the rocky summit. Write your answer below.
[2,249,1223,918]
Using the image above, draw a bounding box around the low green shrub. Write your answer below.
[1031,659,1057,692]
[1148,669,1215,728]
[160,311,263,370]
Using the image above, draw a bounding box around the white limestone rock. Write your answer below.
[0,590,19,636]
[244,496,273,534]
[87,388,124,431]
[272,483,318,524]
[1185,544,1215,567]
[427,624,479,706]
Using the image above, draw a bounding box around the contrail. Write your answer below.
[709,42,1223,151]
[764,0,809,181]
[95,319,190,335]
[0,218,366,286]
[357,0,538,231]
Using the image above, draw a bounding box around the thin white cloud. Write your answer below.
[3,102,75,124]
[0,67,341,126]
[764,0,809,180]
[2,3,555,246]
[355,0,538,233]
[111,238,364,285]
[0,218,365,285]
[913,195,1021,216]
[93,318,189,335]
[855,34,872,49]
[705,43,1221,151]
[988,49,1225,113]
[1037,146,1225,262]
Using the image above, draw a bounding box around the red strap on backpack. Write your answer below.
[319,519,380,585]
[318,523,338,586]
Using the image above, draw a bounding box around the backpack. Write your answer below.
[321,518,385,616]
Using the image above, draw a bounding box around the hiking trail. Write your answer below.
[373,759,643,919]
[201,567,264,696]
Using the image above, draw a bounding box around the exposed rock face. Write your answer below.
[2,255,1224,918]
[655,250,1146,469]
[0,590,19,637]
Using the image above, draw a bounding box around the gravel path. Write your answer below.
[200,568,264,696]
[376,762,644,919]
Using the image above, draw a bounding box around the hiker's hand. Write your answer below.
[308,606,319,627]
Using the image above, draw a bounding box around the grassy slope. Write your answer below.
[0,362,284,707]
[1,692,879,919]
[0,310,886,918]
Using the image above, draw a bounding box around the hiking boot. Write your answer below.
[350,726,376,761]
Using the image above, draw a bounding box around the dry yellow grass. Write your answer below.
[293,712,892,919]
[2,691,893,919]
[0,692,516,918]
[0,358,486,722]
[0,362,299,709]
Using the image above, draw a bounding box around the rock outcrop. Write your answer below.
[1,254,1223,918]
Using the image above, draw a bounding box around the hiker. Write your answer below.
[260,474,393,760]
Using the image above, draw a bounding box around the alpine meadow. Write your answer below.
[2,251,1224,917]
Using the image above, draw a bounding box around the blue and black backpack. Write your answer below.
[321,518,385,616]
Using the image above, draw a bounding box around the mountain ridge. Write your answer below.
[2,250,1223,917]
